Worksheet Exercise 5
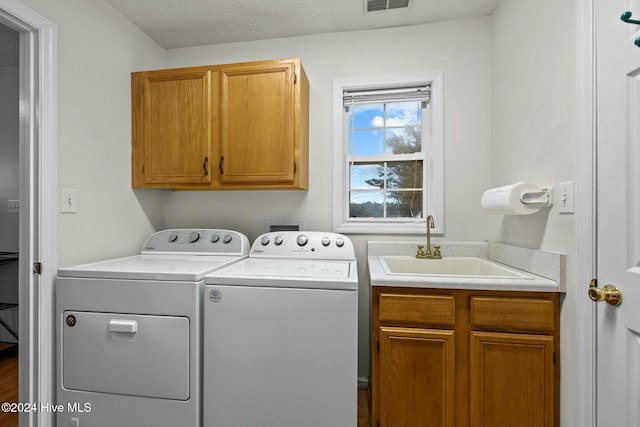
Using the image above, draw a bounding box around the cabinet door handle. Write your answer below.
[203,157,209,176]
[219,156,224,175]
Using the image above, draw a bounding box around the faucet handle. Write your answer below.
[433,245,441,257]
[416,245,425,257]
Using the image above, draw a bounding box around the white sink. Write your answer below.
[379,256,533,279]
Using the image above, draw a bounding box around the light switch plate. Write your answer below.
[558,181,575,214]
[60,188,78,213]
[7,200,19,214]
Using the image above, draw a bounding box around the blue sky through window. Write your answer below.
[348,101,423,198]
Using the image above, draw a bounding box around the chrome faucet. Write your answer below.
[416,215,442,259]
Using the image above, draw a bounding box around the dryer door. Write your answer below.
[61,311,190,400]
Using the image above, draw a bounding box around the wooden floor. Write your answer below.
[0,344,18,427]
[0,348,369,427]
[358,388,371,427]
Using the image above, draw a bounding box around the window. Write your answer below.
[332,73,444,234]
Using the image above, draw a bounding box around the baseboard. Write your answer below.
[358,377,370,389]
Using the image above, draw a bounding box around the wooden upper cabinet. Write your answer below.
[131,58,309,190]
[132,66,217,188]
[220,59,308,188]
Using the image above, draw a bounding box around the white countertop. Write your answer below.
[367,241,565,292]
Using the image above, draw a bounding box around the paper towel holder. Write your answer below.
[520,186,554,207]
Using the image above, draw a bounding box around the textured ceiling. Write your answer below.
[105,0,500,49]
[0,23,19,67]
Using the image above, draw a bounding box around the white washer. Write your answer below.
[203,231,358,427]
[56,229,249,427]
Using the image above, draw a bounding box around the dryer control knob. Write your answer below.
[211,234,220,243]
[274,235,284,246]
[261,236,270,246]
[322,237,331,247]
[168,233,178,243]
[223,234,233,244]
[336,238,345,247]
[188,231,200,243]
[297,234,309,247]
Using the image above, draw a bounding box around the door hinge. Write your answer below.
[33,262,42,275]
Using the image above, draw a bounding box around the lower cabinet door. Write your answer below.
[378,327,455,427]
[470,331,555,427]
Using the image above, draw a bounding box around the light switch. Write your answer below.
[7,200,19,214]
[60,188,78,213]
[558,181,575,214]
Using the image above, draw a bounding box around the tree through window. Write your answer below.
[346,95,427,220]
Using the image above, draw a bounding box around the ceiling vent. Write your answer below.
[365,0,411,13]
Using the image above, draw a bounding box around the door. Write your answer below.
[469,331,555,427]
[378,327,455,427]
[132,67,215,186]
[62,311,190,400]
[219,61,296,185]
[595,0,640,425]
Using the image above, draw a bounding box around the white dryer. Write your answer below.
[56,229,249,427]
[203,231,358,427]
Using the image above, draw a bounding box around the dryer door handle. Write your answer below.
[109,319,138,333]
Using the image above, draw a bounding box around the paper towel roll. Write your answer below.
[480,182,542,215]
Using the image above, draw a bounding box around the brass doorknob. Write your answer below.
[588,283,623,306]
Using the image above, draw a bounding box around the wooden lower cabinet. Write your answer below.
[470,332,555,427]
[372,287,559,427]
[379,327,455,427]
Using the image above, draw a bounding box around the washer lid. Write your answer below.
[57,254,247,282]
[205,258,358,290]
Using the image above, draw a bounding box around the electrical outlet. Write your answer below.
[558,181,575,214]
[60,188,78,213]
[7,200,19,214]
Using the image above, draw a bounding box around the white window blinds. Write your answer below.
[343,84,430,107]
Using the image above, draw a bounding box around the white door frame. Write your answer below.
[0,1,57,426]
[577,0,597,426]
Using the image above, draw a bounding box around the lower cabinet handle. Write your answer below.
[219,156,224,175]
[203,156,209,176]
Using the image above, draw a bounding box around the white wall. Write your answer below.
[0,64,19,307]
[163,18,495,381]
[19,0,168,267]
[492,1,577,425]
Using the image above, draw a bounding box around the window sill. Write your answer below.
[334,222,444,235]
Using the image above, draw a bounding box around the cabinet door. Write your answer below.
[133,67,215,186]
[220,61,296,185]
[470,331,555,427]
[378,327,455,427]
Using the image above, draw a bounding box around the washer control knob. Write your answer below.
[261,236,270,246]
[211,234,220,243]
[188,231,200,243]
[274,235,284,246]
[168,233,178,243]
[223,234,233,244]
[321,237,331,247]
[335,237,345,248]
[296,234,309,247]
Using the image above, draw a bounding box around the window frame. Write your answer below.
[332,72,444,234]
